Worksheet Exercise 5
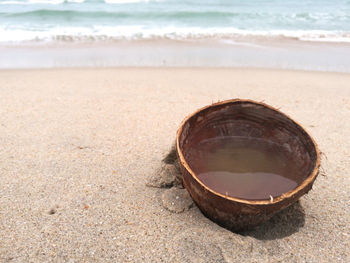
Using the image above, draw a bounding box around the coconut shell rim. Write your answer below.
[176,98,321,206]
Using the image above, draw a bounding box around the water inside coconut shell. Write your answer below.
[186,136,303,200]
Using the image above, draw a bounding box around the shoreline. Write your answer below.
[2,65,350,76]
[1,39,350,72]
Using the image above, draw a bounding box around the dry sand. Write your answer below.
[0,68,349,262]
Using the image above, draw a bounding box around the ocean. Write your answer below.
[1,0,350,44]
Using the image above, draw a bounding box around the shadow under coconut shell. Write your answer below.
[238,201,305,240]
[162,144,178,165]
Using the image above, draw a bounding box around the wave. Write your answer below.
[1,0,349,45]
[0,26,349,44]
[2,8,349,23]
[1,9,245,20]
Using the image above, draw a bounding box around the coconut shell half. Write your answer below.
[176,99,320,231]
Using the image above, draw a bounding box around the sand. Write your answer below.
[0,68,349,262]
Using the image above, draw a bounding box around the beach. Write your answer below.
[1,1,350,261]
[0,67,349,262]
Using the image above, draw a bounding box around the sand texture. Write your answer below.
[0,68,349,262]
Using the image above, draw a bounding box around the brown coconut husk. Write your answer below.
[176,99,320,231]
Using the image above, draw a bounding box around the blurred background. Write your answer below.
[1,0,350,70]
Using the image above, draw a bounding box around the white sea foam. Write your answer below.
[28,0,64,4]
[0,25,349,44]
[104,0,160,3]
[0,0,23,4]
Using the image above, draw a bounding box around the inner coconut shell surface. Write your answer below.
[176,99,320,230]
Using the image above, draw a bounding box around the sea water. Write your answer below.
[0,0,349,44]
[187,137,299,200]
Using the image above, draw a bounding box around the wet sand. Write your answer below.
[0,68,349,262]
[1,40,350,72]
